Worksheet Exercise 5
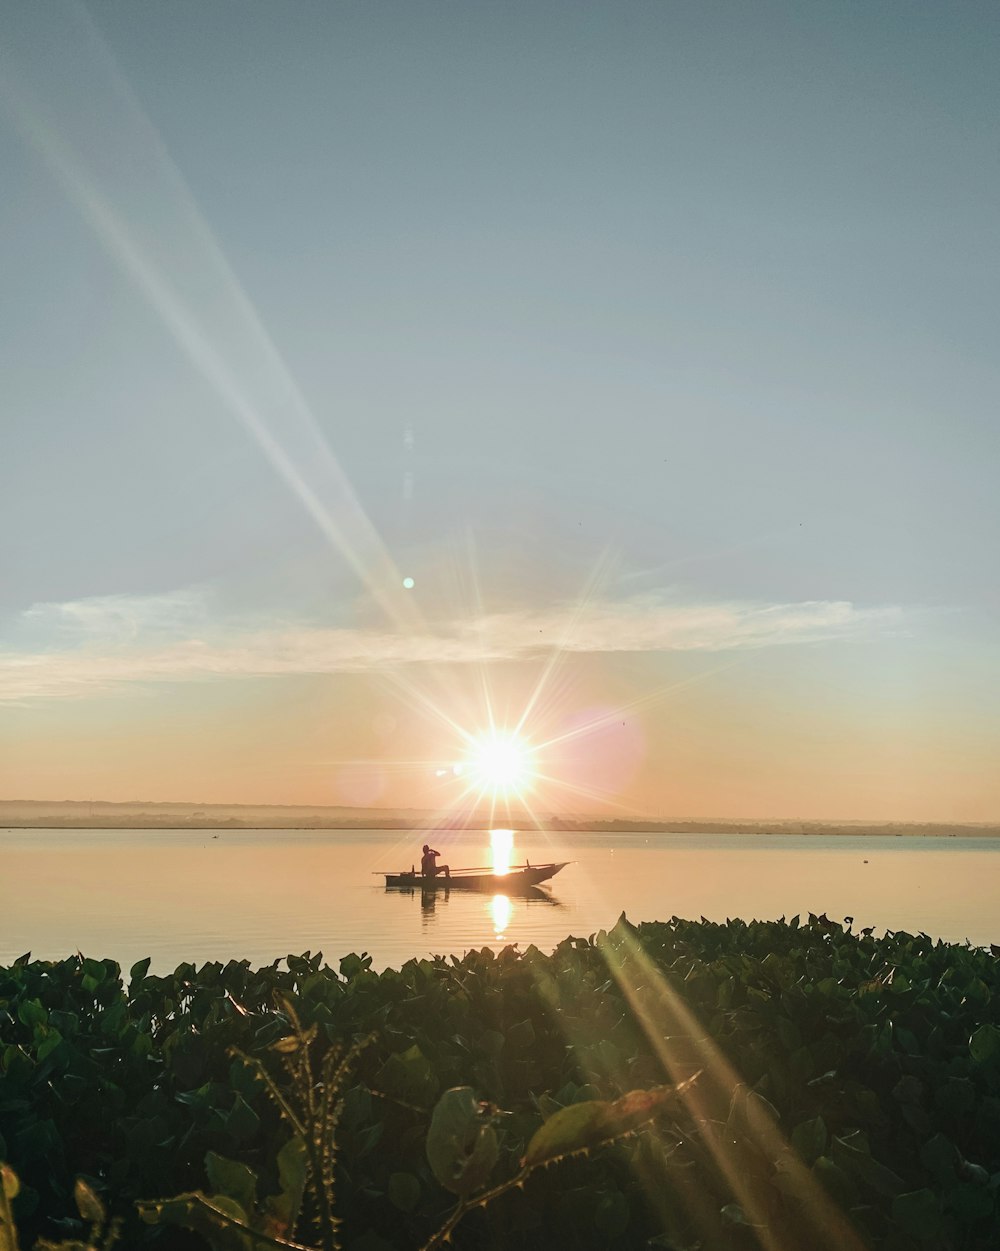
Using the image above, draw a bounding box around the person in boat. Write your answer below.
[420,843,450,879]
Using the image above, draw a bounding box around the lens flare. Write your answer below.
[466,731,534,798]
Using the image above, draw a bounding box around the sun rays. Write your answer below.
[0,5,415,631]
[3,5,747,825]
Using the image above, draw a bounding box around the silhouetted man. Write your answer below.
[421,843,449,878]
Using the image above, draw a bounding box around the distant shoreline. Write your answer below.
[2,799,997,838]
[3,819,999,838]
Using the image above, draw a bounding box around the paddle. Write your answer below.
[373,862,558,875]
[373,865,498,875]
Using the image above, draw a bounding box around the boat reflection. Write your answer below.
[385,883,562,943]
[385,882,561,907]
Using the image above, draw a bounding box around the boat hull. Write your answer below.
[384,863,566,892]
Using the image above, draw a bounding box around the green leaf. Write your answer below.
[226,1096,261,1144]
[100,1000,127,1038]
[263,1136,307,1233]
[525,1101,609,1167]
[891,1189,940,1241]
[339,952,372,979]
[36,1030,63,1063]
[205,1153,258,1215]
[82,959,108,986]
[16,1000,46,1029]
[776,1016,802,1050]
[832,1134,904,1197]
[16,1119,58,1165]
[594,1189,630,1238]
[426,1087,499,1197]
[176,1082,213,1109]
[812,1156,859,1208]
[479,1029,505,1058]
[507,1019,535,1050]
[524,1077,698,1168]
[791,1116,827,1165]
[919,1133,957,1181]
[129,957,151,985]
[937,1076,976,1115]
[950,1182,994,1222]
[387,1171,421,1213]
[206,1193,250,1227]
[377,1044,438,1105]
[969,1024,1000,1064]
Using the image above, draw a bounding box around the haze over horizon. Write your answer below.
[3,3,999,824]
[4,796,998,835]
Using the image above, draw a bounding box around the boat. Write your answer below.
[382,862,568,892]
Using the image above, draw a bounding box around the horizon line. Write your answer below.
[1,797,997,829]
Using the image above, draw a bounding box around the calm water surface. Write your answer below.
[3,827,999,972]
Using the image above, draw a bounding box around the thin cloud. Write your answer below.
[0,593,901,703]
[22,590,209,642]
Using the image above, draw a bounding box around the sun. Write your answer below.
[465,730,535,798]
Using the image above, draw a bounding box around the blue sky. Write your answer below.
[2,2,998,819]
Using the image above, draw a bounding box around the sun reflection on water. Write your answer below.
[490,893,512,939]
[490,827,514,876]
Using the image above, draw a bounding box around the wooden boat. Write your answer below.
[382,862,568,892]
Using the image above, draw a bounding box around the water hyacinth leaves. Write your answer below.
[376,1044,438,1109]
[421,1075,701,1249]
[969,1023,1000,1065]
[386,1172,421,1214]
[790,1115,828,1166]
[523,1075,700,1169]
[139,1139,308,1250]
[425,1088,499,1197]
[265,1137,308,1235]
[831,1131,905,1197]
[891,1188,942,1241]
[6,921,1000,1249]
[205,1153,257,1219]
[1,1169,112,1251]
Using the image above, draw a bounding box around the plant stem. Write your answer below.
[421,1170,530,1251]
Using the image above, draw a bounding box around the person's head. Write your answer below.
[422,844,430,854]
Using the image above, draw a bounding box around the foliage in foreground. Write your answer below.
[2,915,1000,1250]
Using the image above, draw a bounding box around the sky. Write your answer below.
[1,1,998,822]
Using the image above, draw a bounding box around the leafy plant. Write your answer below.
[1,1168,118,1251]
[3,918,1000,1248]
[138,997,371,1251]
[420,1075,700,1249]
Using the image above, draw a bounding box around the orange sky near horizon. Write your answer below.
[4,641,997,824]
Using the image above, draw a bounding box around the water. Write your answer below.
[3,827,999,972]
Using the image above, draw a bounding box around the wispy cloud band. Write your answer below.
[1,593,900,702]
